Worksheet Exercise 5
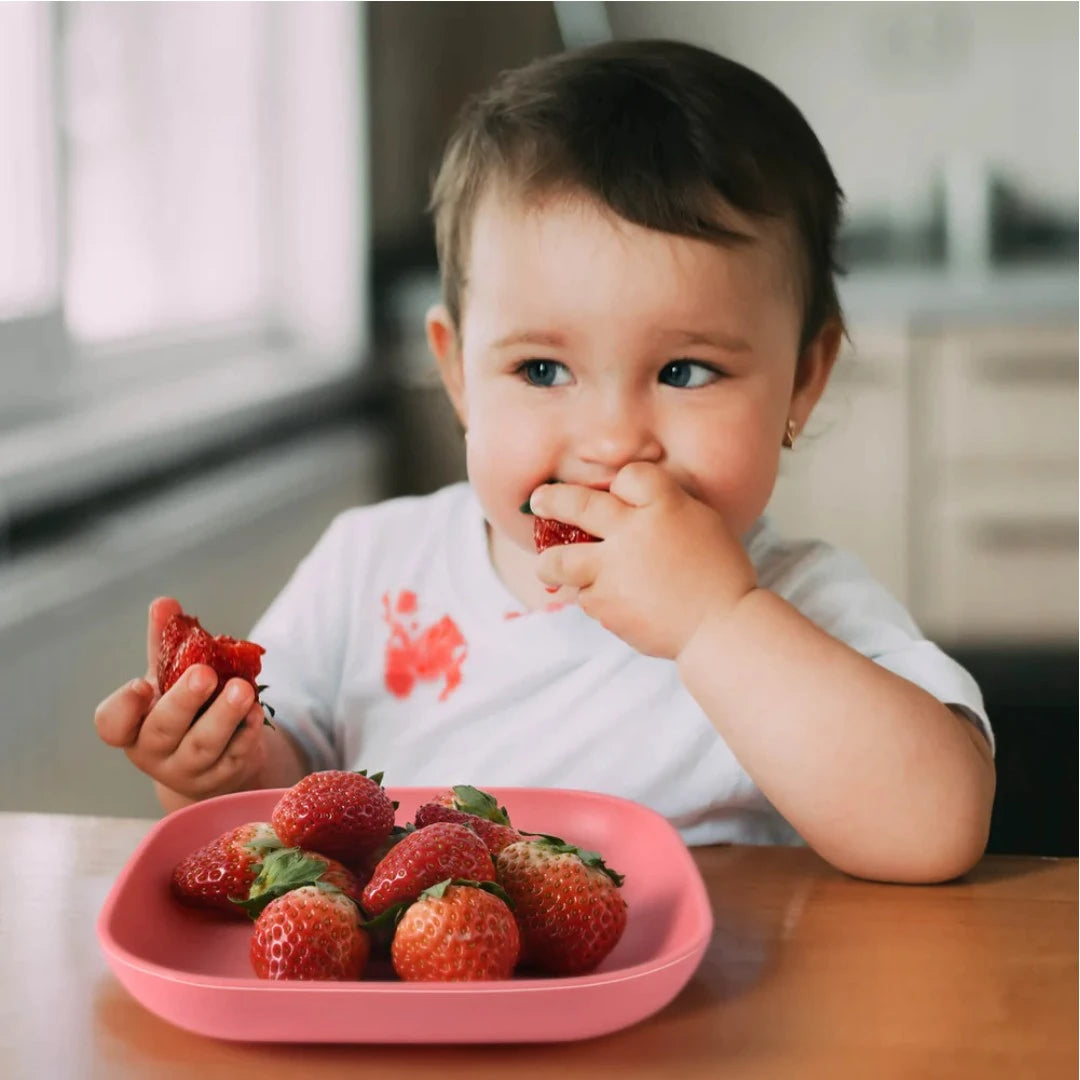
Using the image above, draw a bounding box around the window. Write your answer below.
[0,3,56,320]
[63,2,269,342]
[0,1,368,520]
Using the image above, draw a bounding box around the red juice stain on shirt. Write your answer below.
[382,591,467,702]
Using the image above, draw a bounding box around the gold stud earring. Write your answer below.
[782,418,797,449]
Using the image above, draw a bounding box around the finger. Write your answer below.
[94,678,155,748]
[609,461,679,507]
[133,664,219,760]
[170,678,257,775]
[536,542,600,590]
[178,713,265,799]
[146,596,184,678]
[529,483,626,538]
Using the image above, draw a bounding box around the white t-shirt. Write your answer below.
[251,483,991,847]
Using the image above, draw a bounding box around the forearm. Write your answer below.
[153,725,311,815]
[677,588,996,883]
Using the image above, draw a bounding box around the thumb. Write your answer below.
[146,596,184,680]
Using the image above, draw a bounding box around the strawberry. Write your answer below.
[360,821,495,917]
[414,785,522,855]
[271,769,397,865]
[170,822,281,917]
[235,846,366,918]
[350,823,415,886]
[157,610,274,723]
[519,480,599,553]
[390,879,520,982]
[495,836,627,975]
[250,883,370,981]
[533,517,599,554]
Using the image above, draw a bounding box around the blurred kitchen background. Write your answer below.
[0,2,1075,854]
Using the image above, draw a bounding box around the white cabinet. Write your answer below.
[766,317,1078,645]
[767,326,911,603]
[911,322,1078,643]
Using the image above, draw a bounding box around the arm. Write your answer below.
[530,466,995,885]
[677,588,995,883]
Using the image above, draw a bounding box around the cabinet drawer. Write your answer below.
[915,480,1078,644]
[921,324,1077,466]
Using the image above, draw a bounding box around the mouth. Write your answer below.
[519,478,611,515]
[519,478,559,515]
[522,479,617,516]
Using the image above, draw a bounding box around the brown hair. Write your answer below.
[430,39,845,354]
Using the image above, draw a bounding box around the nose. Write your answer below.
[574,390,663,471]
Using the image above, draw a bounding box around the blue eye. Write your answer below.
[519,360,571,387]
[660,360,720,388]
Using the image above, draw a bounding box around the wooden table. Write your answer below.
[1,812,1075,1079]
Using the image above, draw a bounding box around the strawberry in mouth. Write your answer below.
[519,479,600,554]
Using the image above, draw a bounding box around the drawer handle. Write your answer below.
[980,356,1077,384]
[971,519,1077,552]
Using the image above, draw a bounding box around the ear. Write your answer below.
[425,303,467,428]
[788,318,843,432]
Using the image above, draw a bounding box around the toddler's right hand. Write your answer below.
[94,597,268,802]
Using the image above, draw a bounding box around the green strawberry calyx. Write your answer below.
[253,684,276,729]
[359,877,514,935]
[231,847,343,918]
[241,828,283,859]
[354,768,386,787]
[418,877,515,907]
[450,785,512,825]
[520,834,626,887]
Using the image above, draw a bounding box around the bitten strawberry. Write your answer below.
[235,846,366,918]
[533,517,599,554]
[157,610,273,722]
[390,879,520,982]
[271,770,396,865]
[414,785,522,855]
[170,822,281,917]
[250,884,370,981]
[360,822,495,917]
[495,836,627,975]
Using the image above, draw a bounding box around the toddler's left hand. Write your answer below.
[529,463,757,658]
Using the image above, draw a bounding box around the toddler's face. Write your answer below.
[428,189,836,597]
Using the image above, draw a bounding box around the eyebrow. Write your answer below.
[491,330,568,350]
[491,328,751,353]
[665,329,752,353]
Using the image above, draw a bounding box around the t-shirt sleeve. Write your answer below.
[752,529,995,755]
[248,513,360,773]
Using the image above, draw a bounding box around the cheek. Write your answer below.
[671,408,783,534]
[462,392,551,547]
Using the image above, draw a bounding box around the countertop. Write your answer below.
[838,262,1078,326]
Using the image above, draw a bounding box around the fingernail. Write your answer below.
[128,678,150,696]
[227,682,252,707]
[521,478,560,514]
[189,670,214,694]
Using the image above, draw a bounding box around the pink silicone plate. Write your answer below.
[97,786,713,1043]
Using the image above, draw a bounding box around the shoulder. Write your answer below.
[745,517,991,741]
[745,516,921,647]
[324,482,473,543]
[746,516,888,599]
[306,482,474,566]
[255,482,477,631]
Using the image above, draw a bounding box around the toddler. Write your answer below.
[96,40,995,883]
